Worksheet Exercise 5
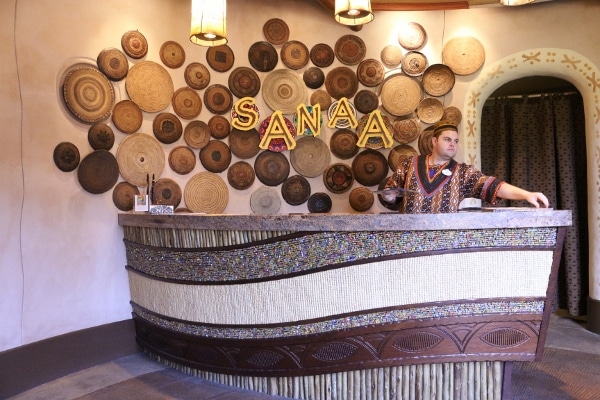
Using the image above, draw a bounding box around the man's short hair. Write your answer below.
[433,120,458,137]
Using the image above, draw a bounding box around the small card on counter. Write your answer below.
[134,195,149,212]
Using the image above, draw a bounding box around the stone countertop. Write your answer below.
[118,208,571,232]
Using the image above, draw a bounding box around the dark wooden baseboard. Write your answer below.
[0,319,140,399]
[588,296,600,335]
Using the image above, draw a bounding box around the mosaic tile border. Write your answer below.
[131,299,545,340]
[125,228,557,282]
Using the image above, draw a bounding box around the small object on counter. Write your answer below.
[149,205,174,215]
[150,174,155,204]
[134,194,149,212]
[370,188,418,197]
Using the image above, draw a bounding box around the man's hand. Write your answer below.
[526,192,549,208]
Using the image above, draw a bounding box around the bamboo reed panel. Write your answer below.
[123,226,295,248]
[151,351,505,400]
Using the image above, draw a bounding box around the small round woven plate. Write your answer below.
[398,22,427,50]
[62,66,114,124]
[254,150,290,186]
[250,186,281,214]
[310,89,332,110]
[77,150,119,194]
[281,40,309,70]
[334,35,366,66]
[388,144,418,171]
[443,106,463,126]
[206,44,235,72]
[169,146,196,175]
[112,100,142,134]
[204,84,233,115]
[401,51,428,77]
[351,149,389,187]
[392,117,420,144]
[379,75,423,117]
[307,192,332,213]
[88,123,115,151]
[184,62,211,90]
[263,18,289,45]
[310,43,335,68]
[172,87,202,120]
[199,139,232,173]
[184,172,229,214]
[126,61,173,113]
[159,40,186,69]
[325,66,358,100]
[112,181,139,211]
[227,160,255,190]
[116,133,165,186]
[97,48,128,81]
[262,69,307,114]
[418,125,435,155]
[184,120,211,149]
[380,45,403,68]
[442,36,485,76]
[422,64,455,97]
[153,112,183,144]
[228,66,261,98]
[330,128,359,160]
[354,90,379,114]
[121,30,148,59]
[153,178,182,207]
[349,187,374,212]
[53,142,80,172]
[208,115,231,139]
[303,67,325,89]
[417,97,444,124]
[357,58,384,87]
[281,175,311,206]
[323,163,354,194]
[248,41,278,72]
[229,127,261,159]
[290,136,331,178]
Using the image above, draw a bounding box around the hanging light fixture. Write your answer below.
[335,0,374,26]
[499,0,535,5]
[190,0,227,46]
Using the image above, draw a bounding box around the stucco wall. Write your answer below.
[1,0,598,351]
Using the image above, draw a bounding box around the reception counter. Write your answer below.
[119,209,570,400]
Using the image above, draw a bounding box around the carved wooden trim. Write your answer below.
[133,313,541,377]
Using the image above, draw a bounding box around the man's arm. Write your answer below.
[497,183,549,208]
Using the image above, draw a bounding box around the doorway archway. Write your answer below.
[462,48,600,332]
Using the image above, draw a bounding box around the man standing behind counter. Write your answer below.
[382,120,550,213]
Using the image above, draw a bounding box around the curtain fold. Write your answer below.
[481,93,588,316]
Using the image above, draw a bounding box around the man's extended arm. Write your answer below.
[497,183,549,208]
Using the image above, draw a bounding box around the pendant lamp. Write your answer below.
[499,0,535,5]
[190,0,227,46]
[335,0,374,26]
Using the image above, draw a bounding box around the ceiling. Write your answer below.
[315,0,552,11]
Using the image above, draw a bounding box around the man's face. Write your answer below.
[432,129,459,160]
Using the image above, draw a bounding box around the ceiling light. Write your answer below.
[335,0,374,26]
[190,0,227,46]
[499,0,536,5]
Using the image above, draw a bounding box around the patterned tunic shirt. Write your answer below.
[385,155,504,213]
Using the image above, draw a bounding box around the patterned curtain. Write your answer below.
[481,93,588,316]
